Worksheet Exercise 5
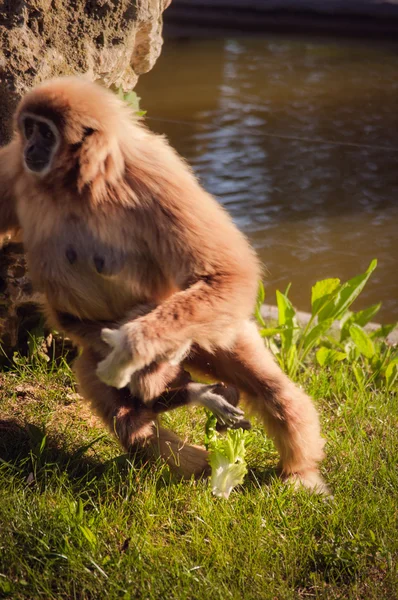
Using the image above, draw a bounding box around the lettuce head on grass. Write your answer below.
[205,412,248,499]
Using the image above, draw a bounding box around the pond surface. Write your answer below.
[137,36,398,322]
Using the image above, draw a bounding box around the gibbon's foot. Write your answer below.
[215,418,252,432]
[188,382,250,429]
[282,470,331,496]
[146,426,211,480]
[210,382,251,431]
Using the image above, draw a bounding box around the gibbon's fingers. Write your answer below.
[101,327,122,348]
[96,348,143,389]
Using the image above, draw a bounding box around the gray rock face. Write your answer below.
[0,0,170,355]
[0,0,170,142]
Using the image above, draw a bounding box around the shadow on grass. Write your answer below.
[246,466,279,489]
[0,419,283,501]
[0,419,175,496]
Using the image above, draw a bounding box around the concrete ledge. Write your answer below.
[164,1,398,37]
[168,1,398,18]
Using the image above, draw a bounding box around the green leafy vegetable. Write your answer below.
[116,87,146,116]
[257,259,396,384]
[205,413,248,499]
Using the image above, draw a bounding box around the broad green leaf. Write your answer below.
[286,344,298,377]
[276,291,299,350]
[302,319,334,354]
[75,498,84,523]
[204,411,218,450]
[78,525,97,549]
[318,259,377,322]
[39,434,47,454]
[349,324,376,359]
[276,290,296,326]
[385,357,398,390]
[116,87,144,114]
[370,323,396,340]
[311,278,340,317]
[257,281,265,306]
[0,578,12,594]
[353,303,381,326]
[254,281,266,326]
[340,303,381,342]
[352,363,365,389]
[316,347,347,367]
[260,327,284,337]
[324,335,345,349]
[344,339,360,362]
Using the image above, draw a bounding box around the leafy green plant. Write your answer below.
[115,87,146,116]
[205,412,248,499]
[256,259,397,388]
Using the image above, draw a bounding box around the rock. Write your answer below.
[0,0,170,142]
[0,242,42,353]
[0,0,170,356]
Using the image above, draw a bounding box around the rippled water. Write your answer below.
[137,37,398,322]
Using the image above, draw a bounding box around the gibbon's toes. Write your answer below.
[283,470,331,496]
[173,445,211,480]
[200,391,247,427]
[209,382,240,407]
[216,418,252,432]
[149,427,211,480]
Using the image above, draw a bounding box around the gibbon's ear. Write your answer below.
[77,129,125,194]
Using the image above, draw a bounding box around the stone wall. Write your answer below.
[0,0,170,356]
[0,0,170,141]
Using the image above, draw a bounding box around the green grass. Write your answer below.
[0,356,397,599]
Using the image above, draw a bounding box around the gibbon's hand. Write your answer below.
[96,326,144,389]
[97,323,194,389]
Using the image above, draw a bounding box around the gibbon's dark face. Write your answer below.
[20,113,60,175]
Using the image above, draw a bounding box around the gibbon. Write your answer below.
[0,77,328,490]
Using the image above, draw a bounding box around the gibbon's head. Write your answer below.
[14,77,134,190]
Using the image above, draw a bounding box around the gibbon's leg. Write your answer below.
[55,310,247,427]
[186,320,328,493]
[74,348,211,478]
[131,361,246,428]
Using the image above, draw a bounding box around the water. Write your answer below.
[137,36,398,322]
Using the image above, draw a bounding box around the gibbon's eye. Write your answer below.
[38,122,55,142]
[93,254,105,273]
[23,117,35,139]
[65,246,77,265]
[83,127,95,138]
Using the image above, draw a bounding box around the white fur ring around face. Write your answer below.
[96,327,141,389]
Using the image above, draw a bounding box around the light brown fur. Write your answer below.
[0,77,328,491]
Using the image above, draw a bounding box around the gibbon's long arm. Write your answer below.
[98,275,254,389]
[0,143,20,235]
[97,137,262,388]
[97,204,261,388]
